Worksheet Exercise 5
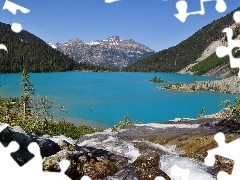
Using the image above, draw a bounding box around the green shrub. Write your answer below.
[230,96,240,116]
[112,114,142,131]
[0,70,103,140]
[219,96,240,116]
[0,114,103,139]
[150,76,167,83]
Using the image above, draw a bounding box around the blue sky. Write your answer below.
[1,0,240,51]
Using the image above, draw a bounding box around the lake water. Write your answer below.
[0,72,236,128]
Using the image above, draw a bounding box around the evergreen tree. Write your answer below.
[20,69,35,119]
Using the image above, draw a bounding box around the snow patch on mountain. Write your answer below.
[47,42,58,49]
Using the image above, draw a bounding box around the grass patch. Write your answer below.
[190,52,229,75]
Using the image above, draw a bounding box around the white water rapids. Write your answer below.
[48,129,216,179]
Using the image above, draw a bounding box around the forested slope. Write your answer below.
[124,8,240,73]
[0,22,112,73]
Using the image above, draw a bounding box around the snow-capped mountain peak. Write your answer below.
[48,36,155,68]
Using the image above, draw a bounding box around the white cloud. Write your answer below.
[105,0,120,3]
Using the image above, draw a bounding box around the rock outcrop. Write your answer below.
[2,115,239,179]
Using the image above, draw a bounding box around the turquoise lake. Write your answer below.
[0,72,236,128]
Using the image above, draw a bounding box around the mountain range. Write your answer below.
[1,7,239,76]
[125,7,240,78]
[0,22,114,73]
[48,36,155,69]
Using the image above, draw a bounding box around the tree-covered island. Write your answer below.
[150,76,167,83]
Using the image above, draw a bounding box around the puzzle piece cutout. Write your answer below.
[0,1,30,52]
[0,134,21,175]
[175,0,227,22]
[154,165,190,180]
[0,124,95,179]
[204,132,240,180]
[0,44,8,52]
[81,176,92,180]
[3,0,30,15]
[170,165,190,180]
[155,176,165,180]
[2,0,30,33]
[216,11,240,77]
[233,11,240,22]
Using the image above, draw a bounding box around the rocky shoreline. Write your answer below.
[0,110,239,179]
[158,75,240,94]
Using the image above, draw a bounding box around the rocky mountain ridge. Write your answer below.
[178,22,240,79]
[48,36,155,69]
[124,7,240,79]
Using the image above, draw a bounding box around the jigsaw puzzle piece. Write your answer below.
[0,124,20,169]
[0,141,21,177]
[216,45,228,58]
[20,142,43,174]
[204,150,216,167]
[174,0,209,23]
[2,0,30,33]
[215,11,240,77]
[174,0,188,22]
[170,165,190,180]
[11,23,22,33]
[217,171,232,180]
[20,144,72,180]
[205,132,228,166]
[154,176,165,180]
[204,133,226,167]
[41,171,71,180]
[216,26,240,76]
[2,0,30,15]
[81,176,92,180]
[59,159,70,173]
[205,132,240,179]
[233,11,240,22]
[0,124,9,132]
[175,0,227,22]
[215,0,227,13]
[0,44,7,52]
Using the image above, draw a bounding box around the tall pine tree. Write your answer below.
[20,69,35,119]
